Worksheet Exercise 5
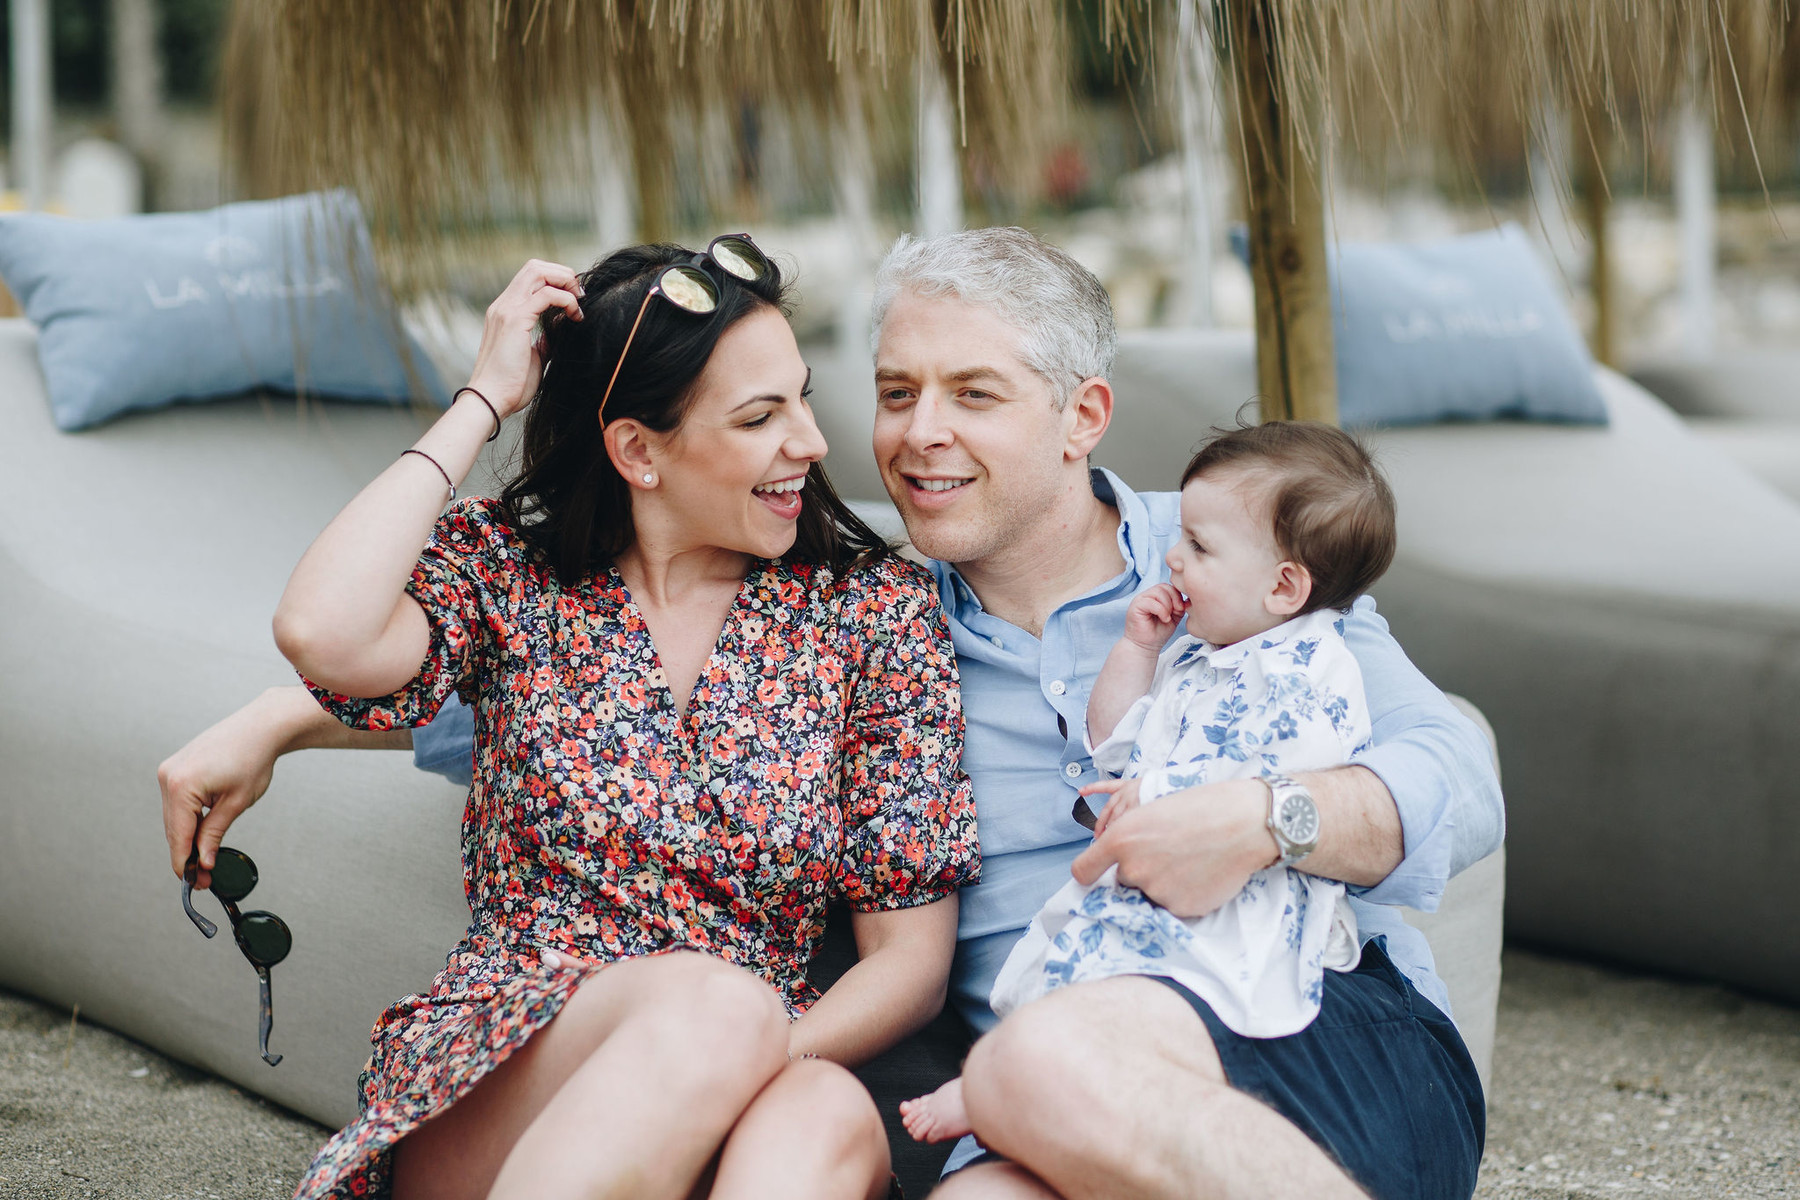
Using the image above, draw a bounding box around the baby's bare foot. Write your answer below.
[900,1076,973,1143]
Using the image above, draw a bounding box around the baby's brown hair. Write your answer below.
[1181,421,1397,615]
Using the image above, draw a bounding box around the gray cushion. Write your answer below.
[1682,418,1800,505]
[1630,351,1800,422]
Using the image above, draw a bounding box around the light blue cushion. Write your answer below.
[1332,223,1606,428]
[0,191,447,431]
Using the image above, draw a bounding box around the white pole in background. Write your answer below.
[835,68,881,366]
[1175,0,1217,326]
[588,95,637,253]
[10,0,53,211]
[1674,89,1717,362]
[111,0,163,180]
[917,51,962,239]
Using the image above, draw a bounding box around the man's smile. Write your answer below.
[906,475,975,493]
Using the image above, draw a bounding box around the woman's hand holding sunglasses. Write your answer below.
[465,258,586,425]
[159,689,293,891]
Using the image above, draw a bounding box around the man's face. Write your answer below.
[872,291,1077,565]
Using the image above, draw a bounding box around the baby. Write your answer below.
[902,420,1397,1145]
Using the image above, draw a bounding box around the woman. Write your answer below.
[165,243,978,1200]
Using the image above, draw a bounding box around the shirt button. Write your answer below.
[1049,679,1067,696]
[1063,762,1082,780]
[990,636,1004,648]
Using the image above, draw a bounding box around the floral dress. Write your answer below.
[292,498,979,1199]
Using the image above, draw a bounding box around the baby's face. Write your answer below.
[1165,468,1291,646]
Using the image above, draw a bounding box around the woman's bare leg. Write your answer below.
[707,1058,891,1200]
[391,952,789,1200]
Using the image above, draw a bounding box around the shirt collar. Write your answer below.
[1183,608,1344,671]
[1092,466,1164,583]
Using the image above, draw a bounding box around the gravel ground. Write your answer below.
[0,997,325,1200]
[1475,950,1800,1198]
[3,947,1797,1199]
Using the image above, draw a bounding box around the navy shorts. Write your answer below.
[950,939,1486,1200]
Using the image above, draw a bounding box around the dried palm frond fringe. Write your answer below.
[223,0,1799,293]
[223,0,1092,291]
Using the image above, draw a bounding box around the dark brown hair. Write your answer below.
[1180,421,1396,615]
[495,243,889,584]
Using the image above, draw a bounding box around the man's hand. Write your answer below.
[1071,777,1277,918]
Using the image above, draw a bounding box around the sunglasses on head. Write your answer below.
[183,846,291,1066]
[596,233,771,425]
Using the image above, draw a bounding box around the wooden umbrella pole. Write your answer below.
[1227,0,1337,425]
[1575,98,1616,368]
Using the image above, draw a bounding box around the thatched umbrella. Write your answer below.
[223,0,1798,424]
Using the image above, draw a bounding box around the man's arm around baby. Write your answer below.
[928,601,1503,1199]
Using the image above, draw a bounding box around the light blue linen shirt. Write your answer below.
[412,468,1505,1031]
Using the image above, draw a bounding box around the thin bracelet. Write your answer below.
[401,449,456,501]
[453,386,503,442]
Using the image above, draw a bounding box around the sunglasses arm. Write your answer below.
[257,965,283,1067]
[181,878,219,938]
[596,287,657,426]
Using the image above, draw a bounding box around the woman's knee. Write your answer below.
[784,1059,887,1163]
[735,1059,887,1186]
[615,953,790,1081]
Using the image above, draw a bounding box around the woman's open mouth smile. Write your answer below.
[753,474,806,519]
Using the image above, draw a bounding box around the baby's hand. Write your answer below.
[900,1077,973,1143]
[1079,776,1142,836]
[1123,583,1189,651]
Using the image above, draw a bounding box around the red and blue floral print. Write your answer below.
[292,498,978,1199]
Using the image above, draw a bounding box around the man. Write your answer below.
[861,228,1498,1200]
[163,227,1500,1200]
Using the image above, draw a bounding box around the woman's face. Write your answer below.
[643,305,828,561]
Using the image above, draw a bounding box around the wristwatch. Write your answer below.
[1263,774,1320,866]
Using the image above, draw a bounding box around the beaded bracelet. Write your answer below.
[453,385,504,442]
[401,449,456,501]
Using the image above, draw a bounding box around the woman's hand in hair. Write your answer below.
[466,259,587,418]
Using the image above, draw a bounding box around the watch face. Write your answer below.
[1279,793,1319,845]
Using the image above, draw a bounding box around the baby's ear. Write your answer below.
[1267,561,1312,617]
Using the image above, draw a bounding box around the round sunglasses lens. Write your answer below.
[710,237,766,281]
[238,912,292,966]
[660,266,718,314]
[209,849,259,902]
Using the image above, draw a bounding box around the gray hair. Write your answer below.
[870,227,1117,406]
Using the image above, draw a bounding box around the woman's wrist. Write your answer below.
[452,384,504,440]
[461,372,527,421]
[405,388,501,496]
[259,686,339,755]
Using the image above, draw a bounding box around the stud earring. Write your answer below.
[642,473,655,485]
